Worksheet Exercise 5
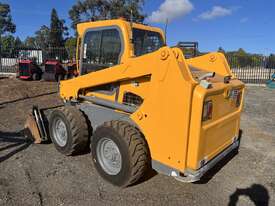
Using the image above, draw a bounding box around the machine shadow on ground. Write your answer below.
[228,184,269,206]
[0,130,32,163]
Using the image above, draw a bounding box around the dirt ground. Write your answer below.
[0,77,274,206]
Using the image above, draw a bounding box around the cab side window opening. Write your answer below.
[101,29,121,65]
[82,28,122,74]
[133,28,164,57]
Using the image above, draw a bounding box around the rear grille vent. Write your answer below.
[19,64,30,76]
[123,92,143,107]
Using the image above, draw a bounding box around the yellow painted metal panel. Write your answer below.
[59,19,245,173]
[187,81,244,170]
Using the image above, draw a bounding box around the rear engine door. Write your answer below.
[187,77,244,170]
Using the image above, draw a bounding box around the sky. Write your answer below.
[1,0,275,55]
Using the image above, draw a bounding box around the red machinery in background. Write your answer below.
[18,59,43,80]
[42,60,78,82]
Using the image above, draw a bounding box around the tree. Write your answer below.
[266,54,275,69]
[1,35,15,57]
[35,25,50,49]
[225,48,264,68]
[69,0,145,30]
[237,48,246,56]
[109,0,145,21]
[0,2,16,35]
[14,37,23,48]
[24,9,68,49]
[24,36,38,48]
[24,25,50,49]
[0,2,16,60]
[49,8,68,47]
[250,55,262,67]
[0,35,22,57]
[65,37,77,59]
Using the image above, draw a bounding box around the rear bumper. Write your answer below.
[19,76,31,80]
[177,137,240,182]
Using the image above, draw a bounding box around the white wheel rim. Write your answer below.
[53,118,68,147]
[96,138,122,175]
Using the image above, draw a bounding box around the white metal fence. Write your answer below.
[0,47,274,84]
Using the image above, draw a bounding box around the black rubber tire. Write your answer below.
[42,73,46,81]
[57,74,64,82]
[91,120,150,187]
[49,106,89,156]
[32,73,39,81]
[37,73,42,80]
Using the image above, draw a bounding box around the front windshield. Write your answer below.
[133,28,164,57]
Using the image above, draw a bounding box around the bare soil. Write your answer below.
[0,77,274,206]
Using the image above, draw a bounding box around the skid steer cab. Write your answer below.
[18,59,43,80]
[28,19,244,187]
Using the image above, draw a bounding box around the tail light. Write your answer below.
[202,100,213,121]
[230,89,242,107]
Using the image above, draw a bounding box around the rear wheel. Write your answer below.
[37,73,42,80]
[91,120,150,187]
[57,74,64,82]
[42,73,46,81]
[49,106,89,155]
[32,73,39,81]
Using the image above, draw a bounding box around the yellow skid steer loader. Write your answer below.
[25,19,244,187]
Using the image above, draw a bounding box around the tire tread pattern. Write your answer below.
[103,120,150,186]
[59,106,89,155]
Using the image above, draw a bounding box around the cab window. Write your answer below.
[82,28,122,74]
[133,28,164,57]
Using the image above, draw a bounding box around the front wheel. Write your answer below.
[32,73,40,81]
[49,106,89,155]
[91,121,150,187]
